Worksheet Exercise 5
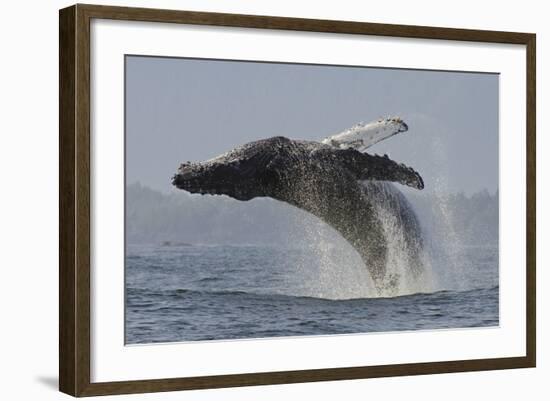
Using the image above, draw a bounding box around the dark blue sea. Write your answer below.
[125,243,498,344]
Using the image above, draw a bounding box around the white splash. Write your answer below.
[426,135,467,291]
[285,182,436,300]
[365,182,436,297]
[288,216,376,300]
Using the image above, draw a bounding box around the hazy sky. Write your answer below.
[125,55,498,195]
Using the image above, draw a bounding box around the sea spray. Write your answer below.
[362,182,435,297]
[426,134,468,291]
[285,182,435,299]
[286,213,375,300]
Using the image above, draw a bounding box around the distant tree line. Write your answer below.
[407,189,499,247]
[126,182,498,246]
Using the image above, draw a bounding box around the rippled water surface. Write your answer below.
[125,243,498,344]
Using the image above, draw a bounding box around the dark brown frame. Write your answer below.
[59,3,536,397]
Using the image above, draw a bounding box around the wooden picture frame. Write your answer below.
[59,3,536,397]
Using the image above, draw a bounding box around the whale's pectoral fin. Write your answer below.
[330,148,424,190]
[360,153,424,190]
[321,117,408,151]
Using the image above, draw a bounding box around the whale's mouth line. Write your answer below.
[172,173,241,196]
[173,177,225,195]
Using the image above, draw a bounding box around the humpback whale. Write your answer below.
[172,118,425,293]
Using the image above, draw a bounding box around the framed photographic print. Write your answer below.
[59,4,536,397]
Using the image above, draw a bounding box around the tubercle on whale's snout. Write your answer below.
[172,162,200,190]
[171,173,190,189]
[171,172,189,190]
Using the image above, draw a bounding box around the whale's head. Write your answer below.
[172,160,262,201]
[172,137,288,201]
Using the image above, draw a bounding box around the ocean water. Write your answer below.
[125,243,498,344]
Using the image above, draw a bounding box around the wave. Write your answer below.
[126,284,499,304]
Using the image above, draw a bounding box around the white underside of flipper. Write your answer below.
[322,117,408,152]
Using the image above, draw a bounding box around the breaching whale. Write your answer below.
[172,118,425,293]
